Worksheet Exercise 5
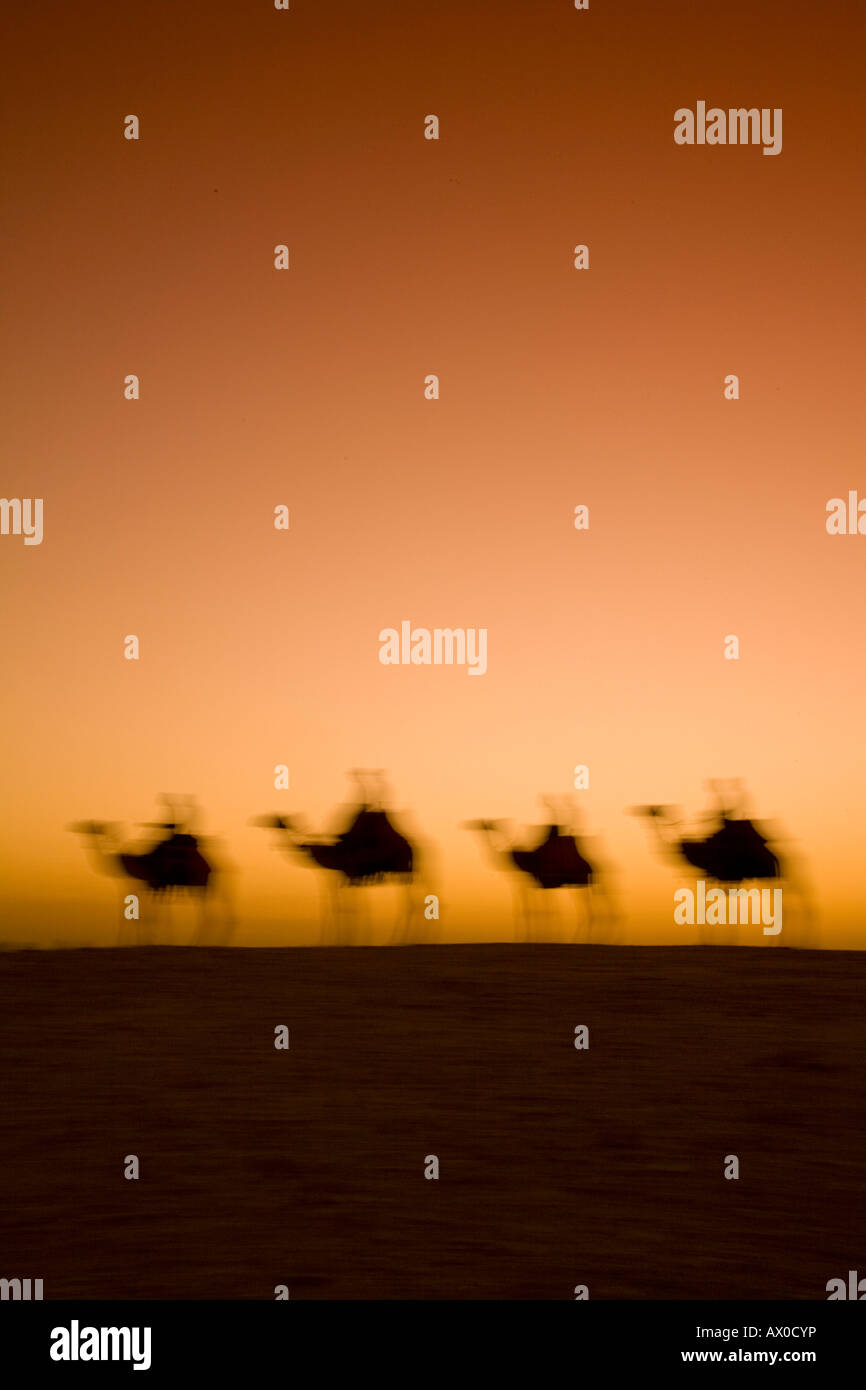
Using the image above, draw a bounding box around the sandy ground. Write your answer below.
[0,943,863,1300]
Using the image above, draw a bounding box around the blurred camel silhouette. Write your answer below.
[70,795,234,944]
[254,771,430,944]
[630,779,814,944]
[464,796,615,941]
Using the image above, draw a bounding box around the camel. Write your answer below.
[254,771,429,944]
[70,795,234,944]
[464,797,614,941]
[634,805,780,882]
[630,780,813,944]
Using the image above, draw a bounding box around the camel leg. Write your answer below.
[318,875,349,945]
[414,878,436,943]
[136,890,155,946]
[403,881,417,944]
[777,865,815,948]
[215,874,236,946]
[345,887,361,946]
[512,880,530,942]
[573,887,591,943]
[394,877,422,945]
[134,891,146,946]
[318,878,335,945]
[199,882,232,946]
[599,875,623,943]
[793,877,817,949]
[355,885,370,944]
[531,892,544,943]
[697,887,711,946]
[363,885,375,944]
[160,890,174,947]
[402,881,415,945]
[390,883,408,945]
[748,877,789,947]
[527,886,544,943]
[324,881,339,945]
[361,885,378,944]
[192,886,211,946]
[528,885,540,942]
[116,887,133,946]
[527,886,538,942]
[533,888,552,944]
[586,880,606,943]
[551,891,560,940]
[335,884,355,947]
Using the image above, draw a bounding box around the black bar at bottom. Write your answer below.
[0,1300,859,1377]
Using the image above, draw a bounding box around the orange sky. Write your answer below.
[2,0,864,947]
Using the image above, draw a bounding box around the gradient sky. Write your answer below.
[2,0,864,946]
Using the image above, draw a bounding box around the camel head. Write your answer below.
[68,820,122,839]
[461,819,514,863]
[250,814,298,832]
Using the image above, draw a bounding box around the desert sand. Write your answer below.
[1,944,863,1300]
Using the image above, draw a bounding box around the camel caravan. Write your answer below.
[69,775,813,948]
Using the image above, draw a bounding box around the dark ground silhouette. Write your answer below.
[1,943,863,1299]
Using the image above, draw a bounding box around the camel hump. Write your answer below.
[515,830,593,888]
[149,836,211,887]
[338,807,412,879]
[341,808,407,851]
[720,818,770,854]
[543,833,593,887]
[740,818,769,846]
